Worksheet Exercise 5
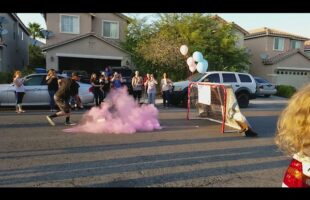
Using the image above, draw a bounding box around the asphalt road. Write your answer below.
[0,96,290,187]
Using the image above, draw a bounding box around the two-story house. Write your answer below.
[304,40,310,58]
[244,27,310,89]
[42,13,132,74]
[0,13,30,72]
[212,15,249,48]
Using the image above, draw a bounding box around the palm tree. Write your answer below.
[28,22,44,46]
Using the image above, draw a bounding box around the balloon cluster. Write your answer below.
[180,45,208,74]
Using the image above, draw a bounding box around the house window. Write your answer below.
[60,15,80,34]
[21,31,23,40]
[273,37,284,51]
[102,20,119,39]
[291,40,301,49]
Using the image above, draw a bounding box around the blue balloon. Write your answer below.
[193,51,204,62]
[203,59,208,72]
[196,59,208,73]
[196,62,206,73]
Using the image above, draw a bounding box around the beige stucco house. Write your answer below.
[244,27,310,89]
[41,13,132,73]
[212,15,249,48]
[304,40,310,58]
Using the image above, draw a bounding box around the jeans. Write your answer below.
[48,90,57,110]
[15,92,25,105]
[148,92,156,104]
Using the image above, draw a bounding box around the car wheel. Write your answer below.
[237,92,249,108]
[264,94,271,97]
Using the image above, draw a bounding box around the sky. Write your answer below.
[16,13,310,42]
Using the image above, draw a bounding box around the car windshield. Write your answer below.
[187,73,205,82]
[255,77,269,83]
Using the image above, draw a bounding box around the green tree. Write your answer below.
[28,22,44,46]
[122,13,250,81]
[29,45,45,68]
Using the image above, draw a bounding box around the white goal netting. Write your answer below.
[187,82,247,133]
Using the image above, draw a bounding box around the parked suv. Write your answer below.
[62,70,90,84]
[171,71,257,108]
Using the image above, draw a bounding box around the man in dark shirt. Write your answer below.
[46,72,80,126]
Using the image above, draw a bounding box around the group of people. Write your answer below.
[89,68,175,108]
[132,71,173,107]
[90,69,126,107]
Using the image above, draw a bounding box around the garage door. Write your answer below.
[58,57,121,74]
[276,70,310,89]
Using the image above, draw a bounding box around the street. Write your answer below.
[0,96,290,187]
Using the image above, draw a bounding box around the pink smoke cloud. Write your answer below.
[64,87,162,134]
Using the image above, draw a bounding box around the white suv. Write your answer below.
[171,71,257,108]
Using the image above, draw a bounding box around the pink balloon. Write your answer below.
[186,57,195,67]
[189,63,197,72]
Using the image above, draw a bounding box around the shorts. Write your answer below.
[54,95,70,113]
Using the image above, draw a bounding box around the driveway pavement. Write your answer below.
[0,95,290,187]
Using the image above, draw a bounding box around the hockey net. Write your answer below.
[187,82,244,133]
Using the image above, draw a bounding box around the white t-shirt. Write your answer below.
[161,78,172,91]
[14,78,25,93]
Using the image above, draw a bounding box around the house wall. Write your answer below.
[46,35,132,71]
[45,13,128,46]
[91,13,128,42]
[0,13,29,72]
[233,30,245,48]
[46,13,92,46]
[244,36,268,78]
[245,35,307,84]
[304,50,310,58]
[270,54,310,89]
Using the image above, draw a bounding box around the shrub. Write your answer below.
[0,72,13,84]
[276,85,297,98]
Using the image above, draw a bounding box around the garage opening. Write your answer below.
[58,56,122,74]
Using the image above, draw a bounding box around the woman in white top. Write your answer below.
[131,71,143,103]
[144,74,158,105]
[13,70,26,113]
[160,73,173,108]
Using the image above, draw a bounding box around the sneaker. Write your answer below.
[46,116,56,126]
[65,122,76,126]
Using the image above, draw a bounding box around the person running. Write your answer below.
[46,72,80,126]
[70,72,83,110]
[13,70,26,113]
